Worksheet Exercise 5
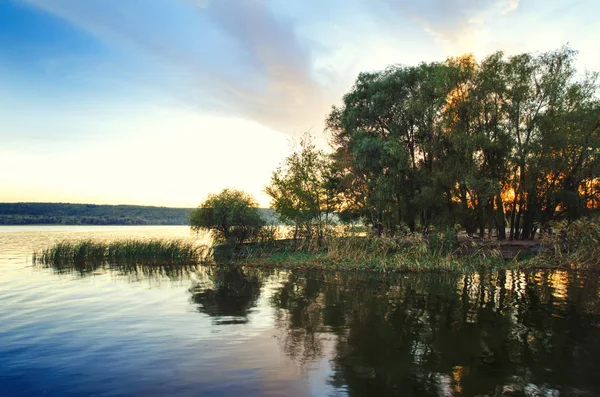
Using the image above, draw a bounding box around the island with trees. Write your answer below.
[37,46,600,271]
[190,46,600,271]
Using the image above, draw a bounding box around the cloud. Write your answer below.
[24,0,590,143]
[375,0,522,54]
[202,0,329,132]
[22,0,332,134]
[502,0,521,14]
[18,0,526,138]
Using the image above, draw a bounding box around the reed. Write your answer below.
[34,239,209,266]
[536,216,600,268]
[233,232,511,273]
[36,216,600,272]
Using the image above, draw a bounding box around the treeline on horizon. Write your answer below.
[323,46,600,240]
[0,203,193,225]
[0,203,279,226]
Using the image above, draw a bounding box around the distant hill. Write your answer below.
[0,203,279,226]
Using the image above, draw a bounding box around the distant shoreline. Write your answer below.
[0,202,276,226]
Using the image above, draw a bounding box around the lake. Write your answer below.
[1,226,599,396]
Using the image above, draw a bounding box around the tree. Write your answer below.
[265,134,335,245]
[327,61,456,235]
[189,189,265,245]
[327,46,600,240]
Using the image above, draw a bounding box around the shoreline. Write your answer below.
[212,236,552,272]
[220,250,566,274]
[33,229,598,274]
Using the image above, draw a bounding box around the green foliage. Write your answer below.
[190,188,265,245]
[327,46,600,240]
[427,226,460,256]
[265,133,336,245]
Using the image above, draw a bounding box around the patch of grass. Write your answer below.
[37,216,600,273]
[224,225,586,273]
[227,234,513,273]
[234,249,515,273]
[525,216,600,269]
[34,239,209,267]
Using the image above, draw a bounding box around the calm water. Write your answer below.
[1,226,600,396]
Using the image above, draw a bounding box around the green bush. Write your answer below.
[190,188,265,246]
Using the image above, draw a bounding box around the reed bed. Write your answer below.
[534,216,600,268]
[231,233,512,273]
[34,216,600,273]
[34,239,209,266]
[235,217,600,272]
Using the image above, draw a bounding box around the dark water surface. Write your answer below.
[1,226,600,396]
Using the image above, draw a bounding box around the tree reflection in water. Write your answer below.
[44,260,267,325]
[189,267,264,325]
[40,258,600,396]
[271,270,600,397]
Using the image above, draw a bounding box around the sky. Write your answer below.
[1,0,599,208]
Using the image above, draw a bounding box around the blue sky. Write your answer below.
[1,0,599,207]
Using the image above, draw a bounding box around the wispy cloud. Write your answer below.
[4,0,599,206]
[502,0,521,14]
[200,0,329,132]
[22,0,332,134]
[18,0,592,140]
[374,0,522,54]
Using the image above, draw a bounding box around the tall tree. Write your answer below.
[265,134,335,245]
[326,47,600,240]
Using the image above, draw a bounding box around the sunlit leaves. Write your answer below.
[327,46,600,239]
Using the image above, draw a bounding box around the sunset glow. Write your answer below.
[1,0,599,207]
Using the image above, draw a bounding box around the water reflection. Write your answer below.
[42,259,205,284]
[37,259,600,396]
[189,267,264,325]
[271,270,600,396]
[40,260,269,325]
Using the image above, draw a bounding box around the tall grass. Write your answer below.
[34,239,209,267]
[232,230,509,273]
[45,217,590,273]
[324,232,508,272]
[538,216,600,268]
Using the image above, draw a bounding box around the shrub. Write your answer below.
[190,188,265,246]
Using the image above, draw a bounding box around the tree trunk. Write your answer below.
[494,193,506,240]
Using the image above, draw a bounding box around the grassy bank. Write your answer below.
[219,217,600,272]
[230,250,515,273]
[34,217,600,273]
[222,237,529,273]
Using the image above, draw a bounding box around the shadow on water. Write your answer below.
[38,259,600,396]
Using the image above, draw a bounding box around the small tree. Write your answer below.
[265,134,335,245]
[190,189,265,246]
